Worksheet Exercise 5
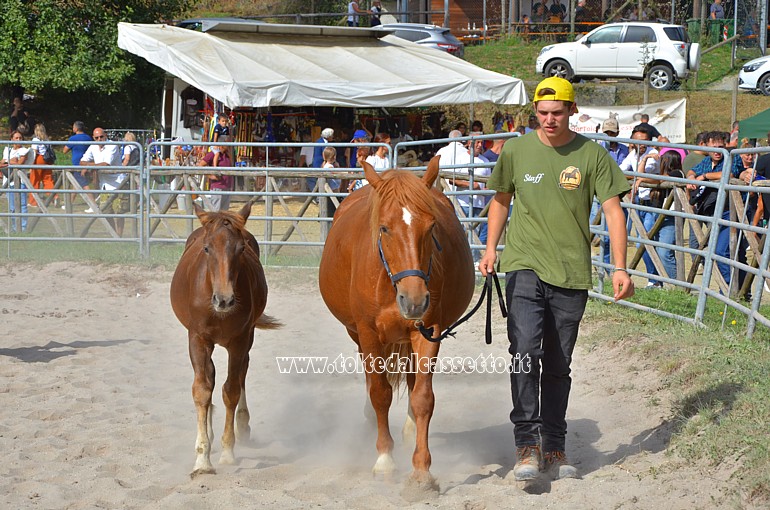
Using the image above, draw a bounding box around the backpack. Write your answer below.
[125,146,141,167]
[43,144,56,165]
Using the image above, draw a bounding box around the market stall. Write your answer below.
[117,20,528,156]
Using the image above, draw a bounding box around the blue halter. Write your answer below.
[377,230,442,287]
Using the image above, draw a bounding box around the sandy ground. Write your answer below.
[0,263,735,509]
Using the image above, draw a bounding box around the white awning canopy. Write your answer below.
[117,22,528,109]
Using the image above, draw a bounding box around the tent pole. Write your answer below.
[444,0,449,27]
[731,76,737,126]
[762,0,768,55]
[502,0,506,36]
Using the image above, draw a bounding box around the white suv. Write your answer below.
[535,22,700,90]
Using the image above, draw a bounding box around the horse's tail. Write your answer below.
[385,341,413,397]
[255,314,282,330]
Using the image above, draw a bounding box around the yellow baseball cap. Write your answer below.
[533,77,577,110]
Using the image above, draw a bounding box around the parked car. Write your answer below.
[376,23,464,58]
[738,55,770,95]
[535,22,700,90]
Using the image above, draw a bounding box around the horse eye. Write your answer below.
[380,226,389,234]
[203,246,209,254]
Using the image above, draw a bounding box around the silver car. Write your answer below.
[377,23,465,58]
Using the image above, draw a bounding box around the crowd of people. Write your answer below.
[1,96,140,235]
[4,92,763,282]
[590,112,760,294]
[301,108,762,296]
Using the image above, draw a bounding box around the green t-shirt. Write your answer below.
[682,151,706,173]
[487,131,630,289]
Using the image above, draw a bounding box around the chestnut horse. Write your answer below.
[318,157,475,489]
[170,202,278,476]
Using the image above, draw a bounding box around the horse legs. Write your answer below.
[361,342,396,478]
[220,341,249,465]
[234,357,251,444]
[402,372,417,444]
[353,337,377,427]
[407,334,440,490]
[235,331,254,444]
[189,334,216,476]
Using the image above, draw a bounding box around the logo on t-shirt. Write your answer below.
[523,172,544,184]
[559,166,581,190]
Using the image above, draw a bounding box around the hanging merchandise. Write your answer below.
[265,112,275,142]
[207,113,217,142]
[253,115,266,141]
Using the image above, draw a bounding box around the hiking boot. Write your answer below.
[513,445,542,481]
[544,450,578,480]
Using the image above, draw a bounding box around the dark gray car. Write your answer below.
[377,23,464,58]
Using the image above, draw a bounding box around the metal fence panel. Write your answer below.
[3,136,770,338]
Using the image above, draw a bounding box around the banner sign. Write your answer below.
[569,99,687,143]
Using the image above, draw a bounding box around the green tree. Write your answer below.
[0,0,192,93]
[0,0,193,132]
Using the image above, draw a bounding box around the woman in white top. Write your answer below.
[1,130,31,231]
[122,132,141,167]
[347,1,370,27]
[30,123,56,207]
[352,132,390,191]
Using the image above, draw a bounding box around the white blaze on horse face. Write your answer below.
[402,207,413,227]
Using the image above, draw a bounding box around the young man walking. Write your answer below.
[478,77,634,481]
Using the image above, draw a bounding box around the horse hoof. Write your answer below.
[219,451,235,465]
[190,467,216,479]
[372,453,397,481]
[400,472,439,502]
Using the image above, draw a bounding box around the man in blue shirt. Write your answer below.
[308,127,334,192]
[687,131,745,290]
[599,118,629,164]
[710,0,725,19]
[62,120,94,190]
[591,117,629,271]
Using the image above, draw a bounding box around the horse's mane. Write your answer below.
[203,210,248,232]
[199,209,260,259]
[369,170,441,245]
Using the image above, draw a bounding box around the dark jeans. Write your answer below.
[505,270,588,452]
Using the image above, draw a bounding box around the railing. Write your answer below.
[1,140,144,248]
[3,135,770,338]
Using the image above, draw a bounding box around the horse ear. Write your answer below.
[423,156,441,187]
[237,200,253,220]
[193,202,210,224]
[362,160,383,189]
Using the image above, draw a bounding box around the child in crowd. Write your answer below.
[213,115,230,143]
[321,146,340,216]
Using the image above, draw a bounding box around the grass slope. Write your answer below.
[464,36,770,140]
[584,300,770,506]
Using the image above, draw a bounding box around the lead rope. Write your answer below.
[417,273,507,344]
